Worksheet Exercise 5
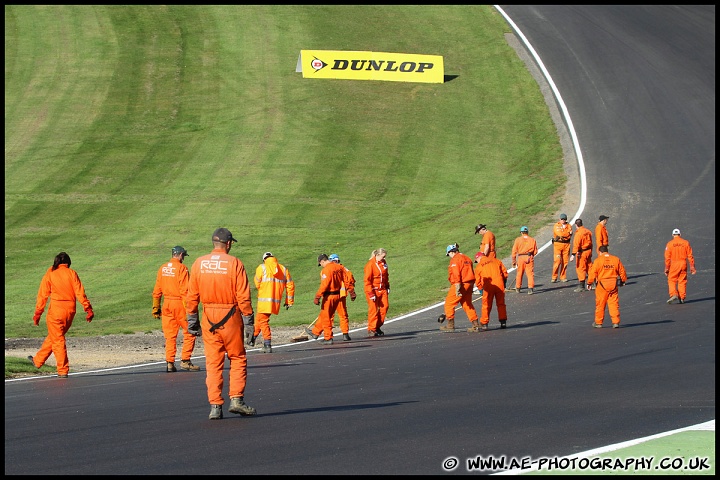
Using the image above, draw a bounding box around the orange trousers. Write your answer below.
[162,298,196,362]
[552,243,571,281]
[479,285,506,325]
[515,257,535,288]
[34,300,75,376]
[333,297,350,334]
[201,308,247,405]
[667,261,689,300]
[253,312,273,341]
[594,284,621,326]
[312,294,341,340]
[575,250,592,282]
[366,289,389,332]
[444,282,478,323]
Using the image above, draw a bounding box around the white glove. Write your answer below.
[569,254,575,262]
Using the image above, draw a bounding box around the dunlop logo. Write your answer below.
[298,49,444,84]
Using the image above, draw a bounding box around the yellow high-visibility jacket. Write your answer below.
[254,257,295,315]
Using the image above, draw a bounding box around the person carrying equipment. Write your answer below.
[186,227,257,420]
[248,252,295,353]
[586,245,627,328]
[664,228,696,304]
[329,253,357,341]
[474,252,509,330]
[152,245,200,372]
[363,248,390,337]
[551,213,573,283]
[29,252,94,378]
[571,219,593,292]
[438,243,479,332]
[511,226,539,294]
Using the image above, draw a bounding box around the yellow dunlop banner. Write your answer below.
[298,50,444,84]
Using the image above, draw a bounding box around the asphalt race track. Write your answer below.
[5,6,715,475]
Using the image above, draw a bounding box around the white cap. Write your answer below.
[672,228,681,235]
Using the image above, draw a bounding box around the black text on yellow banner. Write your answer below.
[297,50,444,84]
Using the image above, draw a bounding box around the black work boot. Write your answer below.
[573,281,586,293]
[500,320,507,329]
[320,338,334,345]
[342,333,352,341]
[376,327,385,336]
[246,334,256,347]
[262,341,273,353]
[209,404,223,420]
[229,397,257,416]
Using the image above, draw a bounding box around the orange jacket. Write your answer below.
[664,236,695,272]
[152,257,189,302]
[511,235,538,265]
[479,230,496,256]
[448,252,476,284]
[572,226,593,255]
[186,248,253,317]
[587,252,627,291]
[316,262,345,297]
[595,222,609,248]
[338,263,356,297]
[364,258,390,295]
[35,264,91,313]
[254,256,295,314]
[474,256,508,290]
[553,221,573,243]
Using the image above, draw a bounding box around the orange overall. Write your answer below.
[153,257,195,363]
[333,263,357,335]
[253,257,294,341]
[312,262,345,340]
[474,257,508,326]
[664,236,696,301]
[587,252,627,326]
[444,252,478,323]
[511,234,539,288]
[187,248,254,406]
[552,220,573,281]
[364,258,390,333]
[33,265,92,376]
[572,225,593,282]
[479,230,497,258]
[595,222,609,255]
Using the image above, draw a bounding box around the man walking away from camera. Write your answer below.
[587,245,627,328]
[186,227,256,420]
[664,228,696,304]
[153,245,200,372]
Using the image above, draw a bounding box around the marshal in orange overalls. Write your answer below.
[364,249,390,335]
[32,253,93,377]
[587,247,627,327]
[511,229,539,291]
[474,256,508,327]
[312,258,345,341]
[664,231,696,303]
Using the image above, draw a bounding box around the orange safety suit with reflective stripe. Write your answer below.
[33,264,92,376]
[474,257,508,325]
[364,258,390,333]
[153,257,195,363]
[552,220,573,281]
[572,225,593,282]
[587,252,627,326]
[253,257,294,341]
[311,262,345,340]
[595,222,609,255]
[664,236,696,301]
[332,263,356,335]
[479,230,497,258]
[511,234,538,288]
[444,252,478,322]
[187,248,254,406]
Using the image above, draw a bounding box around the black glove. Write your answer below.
[242,313,255,326]
[187,313,201,336]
